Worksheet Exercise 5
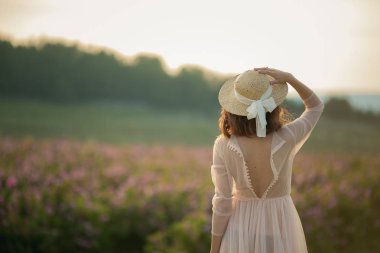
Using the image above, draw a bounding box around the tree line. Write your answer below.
[0,38,378,122]
[0,39,228,114]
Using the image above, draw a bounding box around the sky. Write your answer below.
[0,0,379,95]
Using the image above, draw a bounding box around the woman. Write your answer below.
[210,67,325,253]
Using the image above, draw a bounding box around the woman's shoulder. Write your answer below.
[213,134,230,150]
[274,125,294,143]
[214,133,229,142]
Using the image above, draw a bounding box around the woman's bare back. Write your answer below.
[235,133,274,198]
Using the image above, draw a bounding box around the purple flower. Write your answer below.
[6,177,17,188]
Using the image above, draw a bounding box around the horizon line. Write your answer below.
[1,32,380,96]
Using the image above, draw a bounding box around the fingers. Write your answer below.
[254,67,278,72]
[255,69,273,75]
[253,67,285,85]
[254,67,269,71]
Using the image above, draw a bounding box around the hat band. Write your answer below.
[234,85,273,105]
[233,84,277,138]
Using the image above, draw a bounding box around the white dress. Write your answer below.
[210,92,325,253]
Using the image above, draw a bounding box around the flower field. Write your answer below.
[0,136,379,253]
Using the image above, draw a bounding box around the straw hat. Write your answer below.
[218,69,288,137]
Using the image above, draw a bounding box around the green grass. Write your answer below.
[307,116,380,153]
[0,99,219,146]
[0,99,379,153]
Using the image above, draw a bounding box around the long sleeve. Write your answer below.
[210,137,234,237]
[284,91,325,154]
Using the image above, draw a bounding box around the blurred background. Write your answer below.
[0,0,379,252]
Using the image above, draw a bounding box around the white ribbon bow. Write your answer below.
[234,84,277,137]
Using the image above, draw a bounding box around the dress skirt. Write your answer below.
[219,195,308,253]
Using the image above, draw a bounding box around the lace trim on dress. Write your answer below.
[262,157,278,199]
[227,135,258,199]
[227,132,286,200]
[272,133,286,154]
[261,132,286,199]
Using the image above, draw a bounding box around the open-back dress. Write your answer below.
[210,91,324,253]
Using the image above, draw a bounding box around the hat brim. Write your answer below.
[218,73,288,116]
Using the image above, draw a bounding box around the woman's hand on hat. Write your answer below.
[253,67,293,85]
